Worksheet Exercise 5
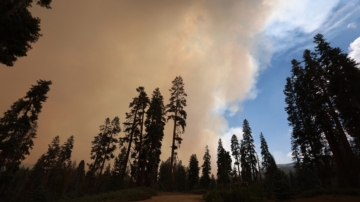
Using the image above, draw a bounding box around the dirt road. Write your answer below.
[134,193,360,202]
[138,193,204,202]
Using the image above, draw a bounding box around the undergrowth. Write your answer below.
[55,187,157,202]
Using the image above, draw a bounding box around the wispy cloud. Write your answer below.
[347,22,357,29]
[261,0,360,54]
[321,5,360,33]
[262,0,340,52]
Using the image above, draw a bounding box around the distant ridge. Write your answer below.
[277,163,295,174]
[277,163,294,167]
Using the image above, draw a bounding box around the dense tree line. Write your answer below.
[214,119,291,200]
[0,78,285,200]
[2,30,360,201]
[0,76,190,201]
[284,34,360,189]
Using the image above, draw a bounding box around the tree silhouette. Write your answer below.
[166,76,187,190]
[200,145,211,189]
[217,138,232,187]
[284,34,360,187]
[188,154,199,190]
[240,119,258,183]
[0,0,52,66]
[112,146,128,189]
[87,117,121,192]
[260,133,277,178]
[119,87,148,186]
[0,80,52,173]
[230,134,241,181]
[31,135,74,198]
[143,88,165,187]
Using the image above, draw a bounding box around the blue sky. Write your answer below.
[224,0,360,164]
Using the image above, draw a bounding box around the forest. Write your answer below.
[1,35,360,202]
[1,1,360,202]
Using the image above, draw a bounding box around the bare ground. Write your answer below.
[266,195,360,202]
[126,193,360,202]
[136,192,204,202]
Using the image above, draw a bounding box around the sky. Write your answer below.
[1,0,360,173]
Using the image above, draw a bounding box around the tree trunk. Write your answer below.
[136,106,146,186]
[168,109,178,191]
[120,110,138,186]
[319,82,360,186]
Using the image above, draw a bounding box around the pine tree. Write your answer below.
[143,88,165,187]
[231,165,238,181]
[30,135,75,198]
[87,117,121,191]
[0,0,52,66]
[200,145,211,189]
[284,34,360,187]
[0,80,52,173]
[188,154,199,190]
[99,163,112,192]
[230,134,241,181]
[174,160,187,191]
[259,133,278,197]
[166,76,187,190]
[273,169,292,200]
[241,119,258,183]
[57,136,74,167]
[313,34,360,151]
[217,138,232,187]
[209,174,216,190]
[73,160,85,198]
[284,66,332,188]
[30,136,60,191]
[158,158,171,190]
[134,87,149,187]
[119,87,149,186]
[112,147,127,189]
[260,133,277,179]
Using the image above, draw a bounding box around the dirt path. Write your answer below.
[265,195,360,202]
[132,193,360,202]
[138,193,204,202]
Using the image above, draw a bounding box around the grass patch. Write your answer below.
[56,187,157,202]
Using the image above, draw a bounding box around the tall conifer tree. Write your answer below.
[134,87,149,186]
[188,154,199,190]
[119,87,149,186]
[0,80,52,173]
[166,76,187,190]
[217,138,232,187]
[200,145,211,189]
[230,134,241,181]
[284,34,360,187]
[112,147,128,189]
[260,133,277,178]
[143,88,165,187]
[240,119,258,183]
[88,117,120,191]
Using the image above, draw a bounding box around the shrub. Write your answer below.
[56,187,157,202]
